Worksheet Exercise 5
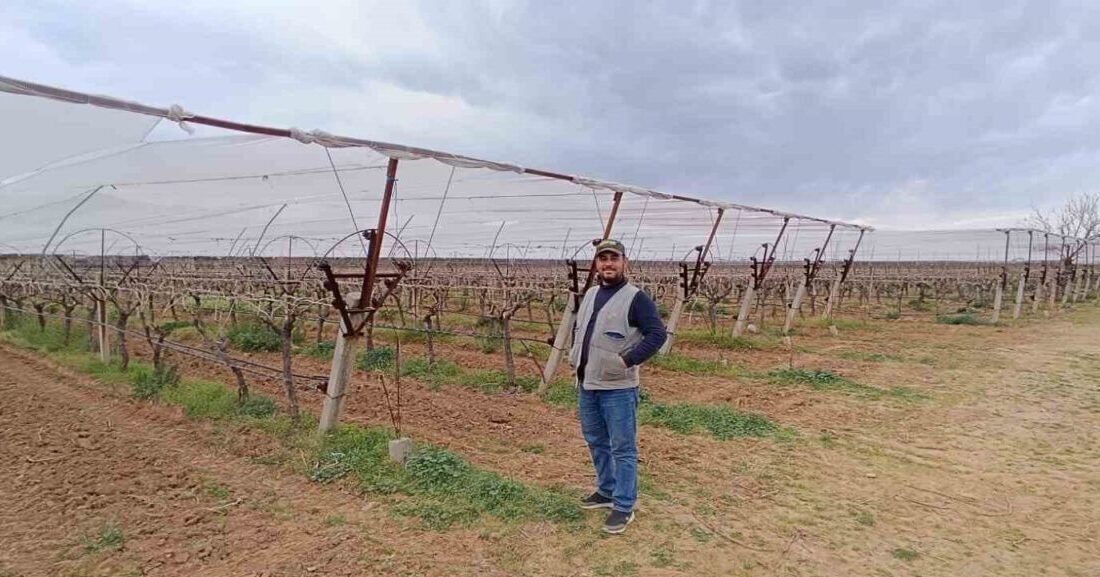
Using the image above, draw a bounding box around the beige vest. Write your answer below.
[570,283,643,390]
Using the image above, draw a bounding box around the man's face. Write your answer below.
[596,251,626,284]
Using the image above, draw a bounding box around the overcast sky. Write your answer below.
[3,0,1099,230]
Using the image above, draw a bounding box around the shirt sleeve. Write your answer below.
[624,290,668,367]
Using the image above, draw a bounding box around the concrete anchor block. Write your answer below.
[828,325,839,336]
[389,437,413,464]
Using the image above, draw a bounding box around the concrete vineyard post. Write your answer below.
[659,298,684,354]
[1012,272,1026,319]
[732,284,755,337]
[783,283,807,334]
[319,303,363,433]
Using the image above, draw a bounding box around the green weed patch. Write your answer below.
[936,313,988,326]
[227,323,282,352]
[767,368,926,401]
[639,402,784,440]
[312,427,581,530]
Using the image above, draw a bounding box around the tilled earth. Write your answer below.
[2,304,1099,576]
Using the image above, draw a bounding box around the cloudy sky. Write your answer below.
[3,0,1099,230]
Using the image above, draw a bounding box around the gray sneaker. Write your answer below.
[580,491,614,510]
[603,510,635,534]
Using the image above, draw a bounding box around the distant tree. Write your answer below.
[1025,193,1100,260]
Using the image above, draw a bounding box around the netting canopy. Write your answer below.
[0,75,868,263]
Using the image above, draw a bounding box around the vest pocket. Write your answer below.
[592,340,629,382]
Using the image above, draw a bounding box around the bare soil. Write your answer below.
[2,304,1099,576]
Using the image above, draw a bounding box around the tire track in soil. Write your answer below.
[0,344,512,577]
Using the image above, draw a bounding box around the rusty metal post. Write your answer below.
[359,158,400,311]
[319,159,398,433]
[661,208,724,354]
[823,229,864,319]
[733,217,789,336]
[785,224,834,334]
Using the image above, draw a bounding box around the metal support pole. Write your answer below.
[991,230,1009,323]
[1059,241,1071,307]
[1083,243,1094,298]
[661,209,724,354]
[542,191,624,386]
[785,224,834,334]
[1034,233,1049,313]
[359,158,400,311]
[98,229,109,363]
[318,159,398,433]
[733,217,790,336]
[1072,261,1085,302]
[823,229,865,319]
[1013,231,1031,319]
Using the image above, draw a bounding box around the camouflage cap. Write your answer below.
[595,238,626,257]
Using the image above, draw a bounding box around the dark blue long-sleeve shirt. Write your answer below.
[577,278,667,380]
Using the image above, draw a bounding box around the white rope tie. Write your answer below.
[166,104,195,134]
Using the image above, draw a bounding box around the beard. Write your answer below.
[599,269,624,284]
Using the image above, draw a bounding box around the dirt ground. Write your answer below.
[2,304,1099,576]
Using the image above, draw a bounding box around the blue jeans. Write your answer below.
[579,386,639,513]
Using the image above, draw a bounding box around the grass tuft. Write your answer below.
[82,521,124,553]
[936,313,988,326]
[640,401,783,439]
[675,329,770,350]
[162,380,238,418]
[303,340,335,360]
[313,426,581,529]
[541,380,578,408]
[357,346,396,371]
[131,365,180,400]
[767,368,926,401]
[236,394,279,418]
[227,323,282,352]
[892,547,920,561]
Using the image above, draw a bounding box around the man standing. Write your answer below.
[572,238,667,534]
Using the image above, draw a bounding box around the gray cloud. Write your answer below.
[4,0,1100,229]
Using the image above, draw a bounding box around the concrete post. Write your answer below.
[822,277,841,319]
[1032,280,1043,313]
[97,299,110,363]
[318,158,398,432]
[732,284,755,337]
[1012,273,1026,320]
[1072,270,1085,303]
[659,298,685,355]
[319,303,363,433]
[990,281,1004,324]
[783,283,807,334]
[541,305,576,388]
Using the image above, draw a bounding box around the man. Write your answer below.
[571,238,667,534]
